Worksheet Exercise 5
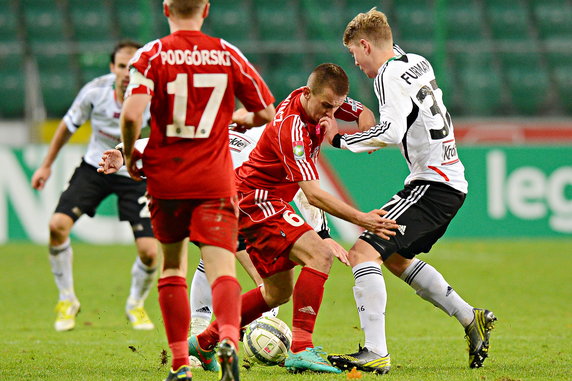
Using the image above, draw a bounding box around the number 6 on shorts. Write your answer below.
[283,210,304,227]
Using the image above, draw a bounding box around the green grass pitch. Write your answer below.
[1,239,571,380]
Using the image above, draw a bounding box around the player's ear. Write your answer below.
[202,2,210,19]
[163,1,170,18]
[359,39,370,54]
[302,86,311,99]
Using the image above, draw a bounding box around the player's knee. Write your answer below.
[48,218,71,243]
[306,245,334,273]
[135,237,159,266]
[138,246,158,267]
[265,290,291,308]
[348,247,365,267]
[384,254,411,277]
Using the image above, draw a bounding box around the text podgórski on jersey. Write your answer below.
[161,49,231,66]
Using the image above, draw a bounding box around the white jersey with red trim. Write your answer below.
[63,73,150,177]
[336,53,468,194]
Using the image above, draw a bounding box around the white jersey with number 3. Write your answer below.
[338,53,468,194]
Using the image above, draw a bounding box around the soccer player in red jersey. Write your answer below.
[191,63,397,373]
[119,1,275,380]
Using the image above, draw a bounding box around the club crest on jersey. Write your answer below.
[292,140,305,161]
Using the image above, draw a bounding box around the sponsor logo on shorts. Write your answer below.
[72,206,82,217]
[398,224,407,235]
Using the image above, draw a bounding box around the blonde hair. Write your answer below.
[343,8,393,48]
[166,0,208,17]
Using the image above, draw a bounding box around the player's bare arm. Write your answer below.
[232,104,276,131]
[293,189,350,266]
[357,104,376,132]
[298,179,397,239]
[31,120,73,190]
[120,93,151,181]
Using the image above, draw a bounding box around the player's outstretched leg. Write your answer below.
[188,335,220,372]
[217,339,239,381]
[284,347,341,373]
[164,365,192,381]
[465,308,497,368]
[328,345,390,374]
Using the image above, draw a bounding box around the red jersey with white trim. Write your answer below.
[236,88,363,204]
[127,31,274,199]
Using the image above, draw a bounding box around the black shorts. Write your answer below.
[55,160,154,239]
[360,180,465,261]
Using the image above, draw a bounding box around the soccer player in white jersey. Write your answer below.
[31,41,159,332]
[325,9,497,373]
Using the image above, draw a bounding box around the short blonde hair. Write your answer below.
[343,8,393,48]
[166,0,208,17]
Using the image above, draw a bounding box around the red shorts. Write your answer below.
[149,196,238,253]
[239,196,312,278]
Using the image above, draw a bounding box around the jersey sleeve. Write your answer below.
[277,115,319,182]
[334,96,364,122]
[336,68,412,152]
[221,40,274,112]
[126,40,161,97]
[62,82,94,133]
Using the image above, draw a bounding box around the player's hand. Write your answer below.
[358,209,398,240]
[323,238,350,266]
[125,150,144,181]
[320,116,340,144]
[31,166,51,190]
[97,149,124,175]
[232,108,251,132]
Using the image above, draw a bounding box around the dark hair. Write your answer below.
[308,63,349,96]
[110,40,142,64]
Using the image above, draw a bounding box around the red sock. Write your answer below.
[198,286,270,350]
[291,267,328,353]
[211,275,242,349]
[158,276,190,370]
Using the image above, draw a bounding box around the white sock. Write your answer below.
[126,256,157,310]
[190,260,213,321]
[400,258,474,326]
[352,261,388,356]
[49,239,76,301]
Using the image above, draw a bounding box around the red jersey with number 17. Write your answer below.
[128,31,274,199]
[236,88,364,203]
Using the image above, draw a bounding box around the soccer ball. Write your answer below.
[243,316,292,365]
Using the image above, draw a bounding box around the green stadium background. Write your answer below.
[1,0,571,242]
